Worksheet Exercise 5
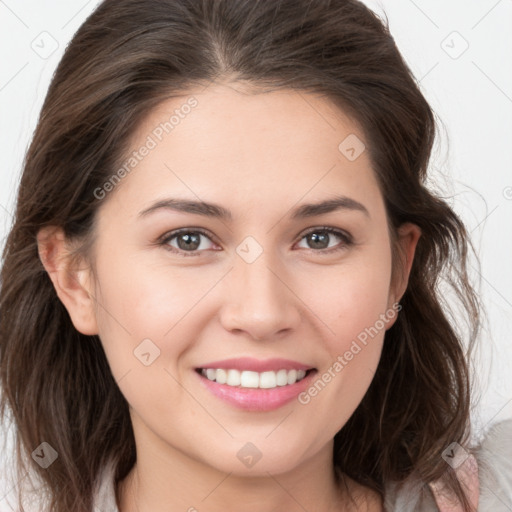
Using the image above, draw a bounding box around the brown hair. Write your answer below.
[0,0,480,510]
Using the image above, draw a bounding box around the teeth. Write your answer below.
[276,369,288,386]
[259,371,276,389]
[216,369,227,384]
[200,368,309,389]
[226,369,241,386]
[240,370,259,388]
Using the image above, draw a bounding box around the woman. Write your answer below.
[1,1,510,511]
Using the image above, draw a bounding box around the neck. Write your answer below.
[118,454,346,512]
[116,431,357,511]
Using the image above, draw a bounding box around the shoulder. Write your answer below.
[93,459,119,512]
[384,419,512,512]
[474,418,512,510]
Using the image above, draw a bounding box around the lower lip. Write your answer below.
[196,370,317,412]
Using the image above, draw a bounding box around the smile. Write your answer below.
[195,358,317,411]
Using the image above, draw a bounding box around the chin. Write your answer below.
[196,437,316,477]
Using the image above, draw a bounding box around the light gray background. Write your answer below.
[1,0,511,507]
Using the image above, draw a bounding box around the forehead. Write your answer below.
[104,83,382,220]
[139,83,363,156]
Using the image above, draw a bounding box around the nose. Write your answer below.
[219,251,301,341]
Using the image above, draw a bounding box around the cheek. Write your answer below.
[296,240,397,410]
[295,243,392,423]
[91,257,203,422]
[306,249,393,355]
[91,247,207,377]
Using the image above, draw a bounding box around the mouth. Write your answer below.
[194,359,317,411]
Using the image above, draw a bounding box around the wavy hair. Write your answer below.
[0,0,480,510]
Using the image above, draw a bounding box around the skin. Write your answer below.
[38,82,421,512]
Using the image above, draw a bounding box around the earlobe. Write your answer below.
[37,226,99,335]
[386,222,422,326]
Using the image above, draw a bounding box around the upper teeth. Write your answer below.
[201,368,308,389]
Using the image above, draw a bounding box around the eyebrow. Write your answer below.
[138,195,370,221]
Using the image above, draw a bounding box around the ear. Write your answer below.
[37,226,99,335]
[386,222,421,328]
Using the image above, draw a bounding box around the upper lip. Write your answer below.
[197,357,314,372]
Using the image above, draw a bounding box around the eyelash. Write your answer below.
[157,226,353,258]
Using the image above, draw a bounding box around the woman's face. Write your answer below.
[71,84,419,476]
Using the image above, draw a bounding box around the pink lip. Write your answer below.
[197,357,313,372]
[196,368,317,412]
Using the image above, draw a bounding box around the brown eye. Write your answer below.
[173,232,202,251]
